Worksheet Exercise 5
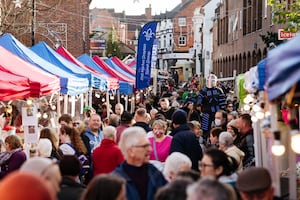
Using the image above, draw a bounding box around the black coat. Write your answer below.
[57,177,86,200]
[169,124,203,171]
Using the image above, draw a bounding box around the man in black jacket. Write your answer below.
[58,155,86,200]
[169,109,203,171]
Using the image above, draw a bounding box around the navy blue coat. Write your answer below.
[169,124,203,170]
[113,162,167,200]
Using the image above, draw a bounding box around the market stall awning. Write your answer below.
[56,46,119,91]
[78,54,134,95]
[31,42,107,91]
[266,33,300,101]
[0,46,60,97]
[0,70,35,101]
[105,58,135,80]
[111,56,136,76]
[0,33,89,96]
[92,55,135,84]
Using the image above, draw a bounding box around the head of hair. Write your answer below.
[218,131,234,147]
[59,155,81,177]
[163,152,192,181]
[5,135,22,150]
[204,148,238,177]
[81,174,125,200]
[0,172,52,200]
[103,126,117,139]
[210,127,223,137]
[239,113,252,127]
[176,169,200,182]
[37,138,52,157]
[152,119,167,131]
[135,107,147,118]
[155,177,193,200]
[115,103,124,114]
[159,98,170,107]
[40,128,58,150]
[58,114,72,124]
[108,114,120,127]
[118,126,147,159]
[60,125,87,154]
[186,177,230,200]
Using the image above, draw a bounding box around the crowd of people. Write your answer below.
[0,74,280,200]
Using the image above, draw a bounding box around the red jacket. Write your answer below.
[92,139,124,176]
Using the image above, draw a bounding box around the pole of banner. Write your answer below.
[106,91,110,118]
[153,68,158,96]
[71,96,75,117]
[63,95,68,114]
[88,87,93,107]
[117,89,120,104]
[125,95,128,111]
[80,94,84,115]
[84,91,89,107]
[57,93,61,117]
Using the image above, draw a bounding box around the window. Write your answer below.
[178,36,186,46]
[178,17,186,27]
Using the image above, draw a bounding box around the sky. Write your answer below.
[90,0,182,15]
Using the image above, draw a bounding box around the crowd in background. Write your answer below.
[0,74,279,200]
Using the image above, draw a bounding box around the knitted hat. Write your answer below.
[172,109,187,125]
[236,167,272,192]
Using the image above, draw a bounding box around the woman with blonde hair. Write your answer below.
[148,119,172,163]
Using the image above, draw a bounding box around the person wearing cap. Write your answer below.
[169,109,203,171]
[116,111,133,144]
[83,106,95,120]
[236,167,274,200]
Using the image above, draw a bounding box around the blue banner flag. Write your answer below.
[136,21,158,89]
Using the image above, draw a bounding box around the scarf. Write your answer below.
[0,148,22,166]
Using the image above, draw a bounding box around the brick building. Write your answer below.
[212,0,285,78]
[3,0,91,57]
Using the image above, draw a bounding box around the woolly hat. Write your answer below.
[236,167,272,192]
[172,109,187,125]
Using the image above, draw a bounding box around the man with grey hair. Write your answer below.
[163,152,192,182]
[113,126,167,200]
[219,131,244,172]
[92,126,124,175]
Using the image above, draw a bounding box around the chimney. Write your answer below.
[145,4,152,19]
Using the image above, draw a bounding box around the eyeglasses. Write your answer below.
[198,161,214,169]
[132,143,151,149]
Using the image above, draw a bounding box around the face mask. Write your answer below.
[215,119,221,126]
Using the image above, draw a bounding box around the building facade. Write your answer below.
[1,0,91,57]
[212,0,285,78]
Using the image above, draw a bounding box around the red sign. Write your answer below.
[278,29,296,40]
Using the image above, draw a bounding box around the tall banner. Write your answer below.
[136,21,158,89]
